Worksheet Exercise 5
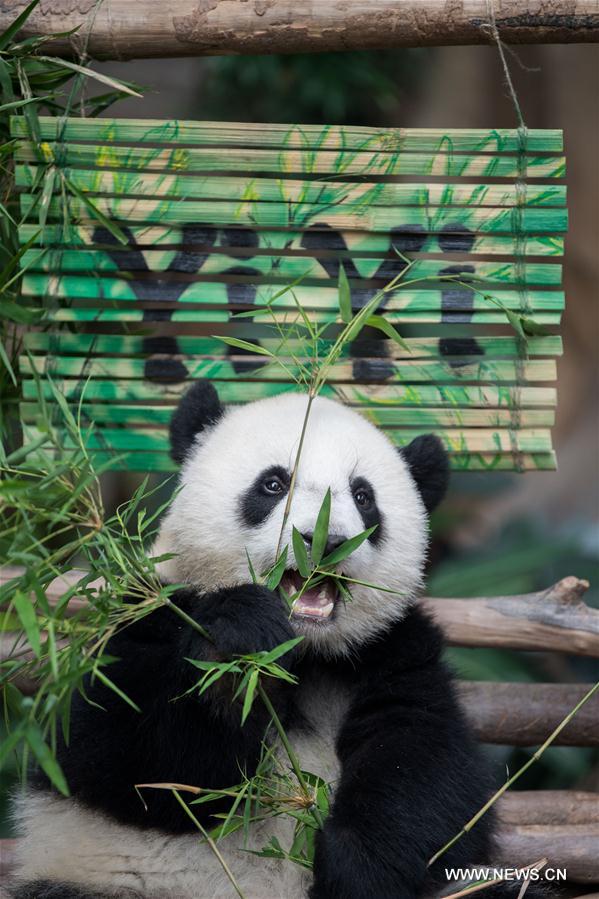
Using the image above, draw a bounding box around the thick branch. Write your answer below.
[0,1,598,60]
[458,681,599,746]
[422,577,599,657]
[2,570,597,656]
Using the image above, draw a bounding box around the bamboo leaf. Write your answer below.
[265,545,288,591]
[241,669,259,724]
[64,178,129,245]
[258,636,303,666]
[311,488,331,566]
[320,526,377,567]
[25,722,69,796]
[0,96,41,113]
[12,589,41,658]
[36,56,143,97]
[214,336,274,357]
[93,667,141,713]
[364,314,411,351]
[337,263,352,323]
[0,0,41,51]
[292,527,310,579]
[245,549,258,584]
[38,164,55,231]
[521,316,548,337]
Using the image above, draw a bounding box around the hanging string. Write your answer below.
[485,1,529,472]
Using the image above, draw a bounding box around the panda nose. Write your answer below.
[300,531,347,557]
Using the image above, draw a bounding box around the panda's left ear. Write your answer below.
[169,380,224,464]
[399,434,450,513]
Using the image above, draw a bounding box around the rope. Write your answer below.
[486,0,529,472]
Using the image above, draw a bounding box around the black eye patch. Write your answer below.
[239,465,290,527]
[350,476,383,545]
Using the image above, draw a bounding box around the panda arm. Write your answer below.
[52,583,297,833]
[310,607,493,899]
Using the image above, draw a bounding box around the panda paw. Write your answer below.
[194,583,298,664]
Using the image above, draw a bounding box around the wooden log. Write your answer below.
[1,1,598,59]
[4,572,594,655]
[458,682,599,746]
[498,791,599,826]
[423,577,599,658]
[495,824,599,882]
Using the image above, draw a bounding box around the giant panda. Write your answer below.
[10,382,553,899]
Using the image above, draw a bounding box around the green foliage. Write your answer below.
[195,50,426,125]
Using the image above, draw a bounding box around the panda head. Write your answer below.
[155,381,449,656]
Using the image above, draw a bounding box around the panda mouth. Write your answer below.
[280,570,340,622]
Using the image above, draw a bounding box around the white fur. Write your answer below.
[154,393,428,655]
[13,682,349,899]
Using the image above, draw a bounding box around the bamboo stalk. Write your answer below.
[14,168,568,209]
[18,194,569,233]
[17,225,565,257]
[19,422,556,455]
[19,355,558,384]
[19,250,563,287]
[22,333,564,360]
[15,143,568,180]
[19,306,564,326]
[9,118,565,153]
[17,402,557,430]
[19,275,565,311]
[21,379,557,408]
[4,447,559,472]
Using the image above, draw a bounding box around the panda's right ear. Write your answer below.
[169,380,224,464]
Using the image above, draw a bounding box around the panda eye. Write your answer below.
[263,476,285,495]
[354,488,372,508]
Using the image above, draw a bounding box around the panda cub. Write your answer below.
[12,383,548,899]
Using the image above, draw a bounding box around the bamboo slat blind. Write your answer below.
[11,116,567,472]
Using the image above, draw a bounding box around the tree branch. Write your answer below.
[458,681,599,746]
[0,1,597,60]
[422,577,599,658]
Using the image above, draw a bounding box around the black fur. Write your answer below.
[24,585,556,898]
[34,584,297,833]
[350,475,383,545]
[239,464,290,527]
[400,434,450,513]
[169,380,224,464]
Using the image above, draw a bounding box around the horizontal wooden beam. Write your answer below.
[459,681,599,746]
[2,2,598,59]
[2,569,596,657]
[423,577,599,657]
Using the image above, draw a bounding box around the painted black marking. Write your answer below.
[437,224,484,365]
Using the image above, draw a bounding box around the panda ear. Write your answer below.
[400,434,450,513]
[169,381,224,464]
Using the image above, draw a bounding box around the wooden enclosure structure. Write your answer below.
[13,116,566,473]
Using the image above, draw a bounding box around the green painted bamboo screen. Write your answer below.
[12,116,567,472]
